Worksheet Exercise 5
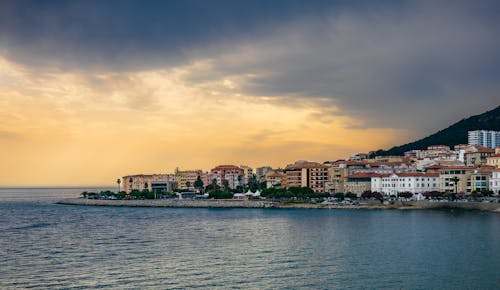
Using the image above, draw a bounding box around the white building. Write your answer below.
[371,173,440,197]
[468,130,500,149]
[489,169,500,195]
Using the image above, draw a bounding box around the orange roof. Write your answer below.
[475,167,495,173]
[285,161,328,170]
[396,173,439,177]
[345,173,384,179]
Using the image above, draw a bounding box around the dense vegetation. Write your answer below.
[371,106,500,157]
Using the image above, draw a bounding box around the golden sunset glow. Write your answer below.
[0,56,407,186]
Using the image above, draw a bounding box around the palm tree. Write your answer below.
[451,176,460,193]
[117,178,121,193]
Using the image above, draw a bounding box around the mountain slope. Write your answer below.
[372,106,500,156]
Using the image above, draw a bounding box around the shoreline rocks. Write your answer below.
[56,198,500,212]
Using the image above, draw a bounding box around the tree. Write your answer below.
[334,192,344,200]
[372,192,383,200]
[247,174,259,192]
[117,178,121,193]
[186,181,191,190]
[194,176,204,192]
[208,189,233,199]
[144,182,149,191]
[223,179,229,191]
[131,189,141,199]
[361,191,373,199]
[81,191,88,199]
[345,192,357,199]
[397,192,413,199]
[450,176,460,193]
[423,191,442,199]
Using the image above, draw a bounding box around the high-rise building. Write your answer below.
[468,130,500,149]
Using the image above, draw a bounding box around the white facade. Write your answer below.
[489,170,500,195]
[468,130,500,149]
[371,173,440,196]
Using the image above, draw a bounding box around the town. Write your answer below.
[84,130,500,202]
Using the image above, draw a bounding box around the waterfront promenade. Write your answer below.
[58,198,500,212]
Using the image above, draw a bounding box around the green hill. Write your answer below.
[371,106,500,156]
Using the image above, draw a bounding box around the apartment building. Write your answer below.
[211,165,244,189]
[174,168,203,190]
[284,161,328,193]
[437,166,474,193]
[468,130,500,148]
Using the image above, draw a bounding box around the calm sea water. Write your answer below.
[1,188,499,289]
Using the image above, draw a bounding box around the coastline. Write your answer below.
[57,198,500,213]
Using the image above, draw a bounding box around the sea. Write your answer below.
[0,188,499,289]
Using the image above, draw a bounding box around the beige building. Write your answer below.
[122,174,176,193]
[437,166,474,193]
[239,165,253,184]
[327,165,347,194]
[464,147,495,166]
[284,161,328,193]
[468,168,493,193]
[486,153,500,168]
[175,168,203,190]
[344,173,381,196]
[264,170,284,188]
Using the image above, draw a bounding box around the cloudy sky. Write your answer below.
[1,0,499,186]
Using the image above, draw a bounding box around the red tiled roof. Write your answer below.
[345,173,384,179]
[396,173,439,177]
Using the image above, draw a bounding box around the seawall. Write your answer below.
[57,198,500,212]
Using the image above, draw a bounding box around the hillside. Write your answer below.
[371,106,500,156]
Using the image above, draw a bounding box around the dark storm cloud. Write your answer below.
[184,1,500,132]
[0,0,350,70]
[1,0,499,135]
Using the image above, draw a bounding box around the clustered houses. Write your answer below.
[121,131,500,197]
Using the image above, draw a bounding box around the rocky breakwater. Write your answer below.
[57,198,285,208]
[57,198,500,212]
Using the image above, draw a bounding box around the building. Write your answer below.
[327,165,347,194]
[210,165,244,189]
[348,153,369,161]
[468,130,500,148]
[122,174,176,193]
[486,152,500,168]
[468,168,493,193]
[489,169,500,195]
[255,166,272,181]
[371,173,439,196]
[344,173,381,196]
[264,170,284,188]
[283,161,328,193]
[175,168,203,190]
[239,165,254,184]
[464,146,495,166]
[437,166,474,193]
[151,181,178,193]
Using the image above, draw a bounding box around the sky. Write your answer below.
[0,0,499,186]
